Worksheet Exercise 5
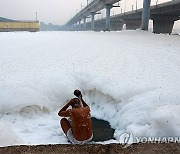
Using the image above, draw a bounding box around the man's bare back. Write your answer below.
[70,106,92,141]
[58,90,93,144]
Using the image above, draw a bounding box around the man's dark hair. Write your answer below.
[71,98,81,108]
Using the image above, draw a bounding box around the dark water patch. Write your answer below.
[91,117,115,142]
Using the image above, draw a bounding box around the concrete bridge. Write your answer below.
[64,0,180,34]
[65,0,121,31]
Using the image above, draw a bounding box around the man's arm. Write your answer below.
[58,102,71,117]
[79,95,89,107]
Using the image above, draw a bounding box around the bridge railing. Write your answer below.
[66,0,178,26]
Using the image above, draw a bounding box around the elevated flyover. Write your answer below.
[65,0,180,34]
[150,0,180,33]
[66,0,121,31]
[66,0,120,24]
[107,0,180,33]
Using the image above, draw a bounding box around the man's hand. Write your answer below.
[74,89,82,97]
[74,90,88,107]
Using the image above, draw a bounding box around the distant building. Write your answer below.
[0,17,40,32]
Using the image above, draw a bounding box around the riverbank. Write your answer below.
[0,143,180,154]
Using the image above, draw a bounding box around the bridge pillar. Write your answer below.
[83,17,87,31]
[106,4,112,31]
[91,12,95,31]
[76,22,78,31]
[71,24,73,31]
[86,22,91,31]
[141,0,151,31]
[73,23,76,31]
[67,26,71,31]
[78,20,81,31]
[152,15,179,34]
[125,19,141,30]
[74,23,77,31]
[76,22,79,31]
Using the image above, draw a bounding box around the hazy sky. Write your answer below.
[0,0,179,28]
[0,0,87,25]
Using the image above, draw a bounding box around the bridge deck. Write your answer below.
[66,0,180,25]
